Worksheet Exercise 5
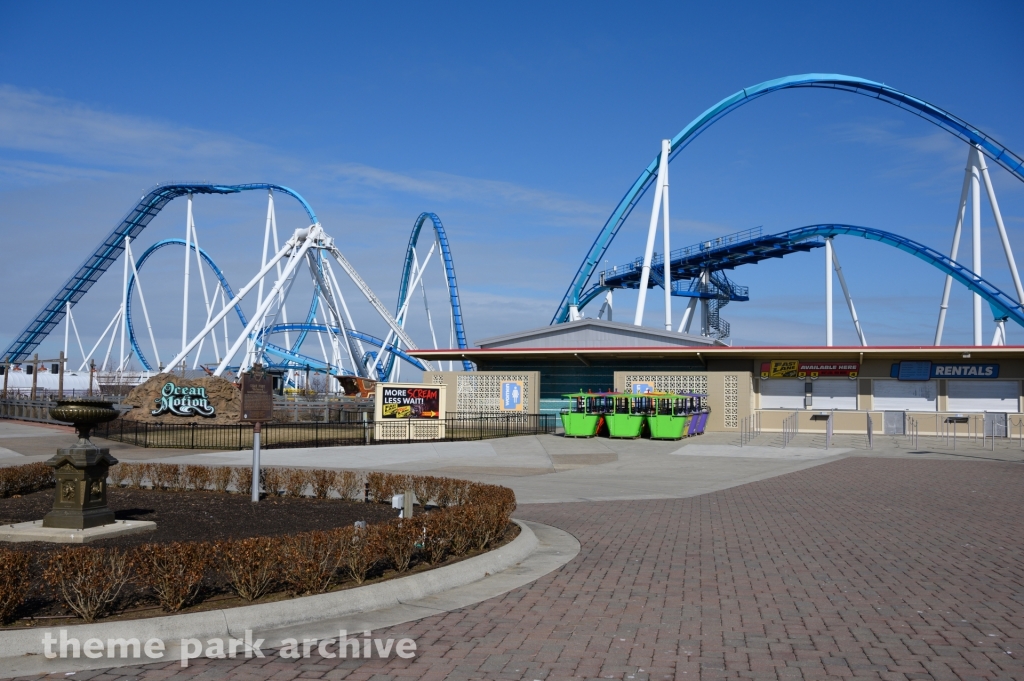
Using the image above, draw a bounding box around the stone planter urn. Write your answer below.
[43,398,121,529]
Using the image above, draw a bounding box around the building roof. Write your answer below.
[474,319,722,350]
[410,344,1024,363]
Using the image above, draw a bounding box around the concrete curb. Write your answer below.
[0,519,540,671]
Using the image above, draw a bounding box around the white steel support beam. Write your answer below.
[678,297,697,333]
[257,190,274,312]
[976,148,1024,304]
[322,259,367,373]
[214,233,316,375]
[634,140,670,326]
[660,139,672,331]
[81,308,121,372]
[831,242,867,346]
[327,246,433,371]
[181,193,193,363]
[125,238,161,368]
[972,152,983,346]
[164,228,301,374]
[119,236,130,373]
[934,153,973,346]
[825,237,833,347]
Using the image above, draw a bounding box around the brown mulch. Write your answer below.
[0,486,401,554]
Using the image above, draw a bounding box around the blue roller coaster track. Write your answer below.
[387,212,472,375]
[582,224,1024,329]
[3,183,318,363]
[553,73,1024,324]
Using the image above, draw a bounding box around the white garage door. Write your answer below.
[873,380,937,411]
[947,380,1019,412]
[812,379,857,410]
[760,379,805,410]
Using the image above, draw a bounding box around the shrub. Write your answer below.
[183,465,212,492]
[261,467,283,496]
[447,507,476,557]
[434,477,456,508]
[281,531,341,595]
[124,463,146,489]
[366,471,406,503]
[310,469,335,499]
[43,547,132,622]
[341,524,384,584]
[335,470,361,501]
[283,469,311,498]
[216,537,279,601]
[422,512,452,565]
[106,463,126,488]
[381,519,420,573]
[139,463,157,490]
[211,466,234,493]
[236,466,254,496]
[0,462,54,498]
[413,475,442,508]
[134,542,213,612]
[0,549,32,623]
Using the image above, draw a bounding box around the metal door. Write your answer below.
[883,411,905,435]
[984,412,1007,438]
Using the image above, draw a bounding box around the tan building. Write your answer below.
[412,340,1024,437]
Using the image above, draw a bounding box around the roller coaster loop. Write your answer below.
[3,183,318,363]
[553,73,1024,324]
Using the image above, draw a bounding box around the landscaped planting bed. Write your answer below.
[0,463,518,628]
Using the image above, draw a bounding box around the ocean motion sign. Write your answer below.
[380,386,442,419]
[151,381,216,417]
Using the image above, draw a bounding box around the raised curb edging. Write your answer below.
[0,519,538,661]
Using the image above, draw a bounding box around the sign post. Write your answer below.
[240,364,274,503]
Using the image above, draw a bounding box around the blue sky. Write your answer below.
[1,1,1022,372]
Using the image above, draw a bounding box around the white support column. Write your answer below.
[64,301,70,363]
[634,140,670,326]
[976,149,1024,304]
[182,193,193,365]
[68,304,86,369]
[660,139,672,331]
[164,230,299,373]
[831,242,867,346]
[971,155,983,346]
[257,190,274,311]
[935,149,974,346]
[699,269,709,336]
[991,320,1006,346]
[214,235,317,375]
[825,238,833,346]
[126,238,161,368]
[119,236,130,373]
[678,297,698,333]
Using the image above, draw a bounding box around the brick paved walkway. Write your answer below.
[22,457,1024,681]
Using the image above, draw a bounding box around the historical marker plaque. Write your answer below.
[240,364,274,422]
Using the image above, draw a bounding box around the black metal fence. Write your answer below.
[94,414,557,450]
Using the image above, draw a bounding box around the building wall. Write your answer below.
[613,371,753,432]
[423,371,540,414]
[753,356,1024,413]
[474,357,704,399]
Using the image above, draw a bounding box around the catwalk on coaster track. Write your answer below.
[2,185,471,380]
[554,73,1024,331]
